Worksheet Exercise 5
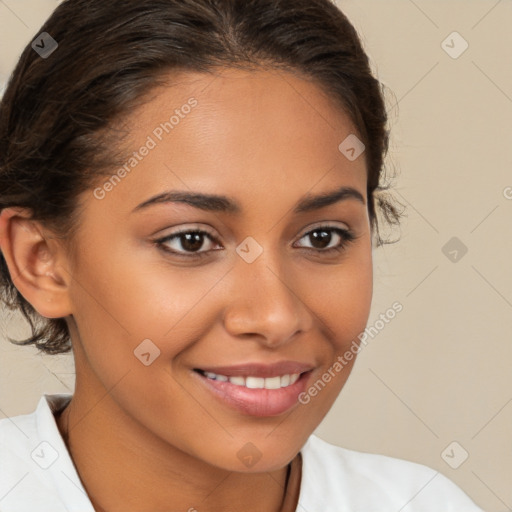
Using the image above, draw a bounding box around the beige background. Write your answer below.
[1,1,511,510]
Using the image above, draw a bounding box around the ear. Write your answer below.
[0,207,73,319]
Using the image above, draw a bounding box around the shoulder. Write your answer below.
[299,435,485,512]
[0,394,94,512]
[0,402,39,472]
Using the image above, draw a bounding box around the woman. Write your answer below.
[0,0,484,510]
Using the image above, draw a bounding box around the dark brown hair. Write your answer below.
[0,0,403,355]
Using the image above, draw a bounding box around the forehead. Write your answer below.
[90,67,367,217]
[137,66,359,151]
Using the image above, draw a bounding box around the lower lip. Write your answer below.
[193,370,312,417]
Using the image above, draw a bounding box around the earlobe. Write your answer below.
[0,207,73,319]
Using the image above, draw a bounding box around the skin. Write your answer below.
[0,67,373,512]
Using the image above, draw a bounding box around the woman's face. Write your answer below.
[64,67,373,471]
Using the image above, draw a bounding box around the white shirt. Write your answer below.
[0,394,484,511]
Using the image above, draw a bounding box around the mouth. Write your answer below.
[192,367,313,417]
[194,368,304,389]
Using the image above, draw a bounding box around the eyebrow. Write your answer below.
[132,185,365,215]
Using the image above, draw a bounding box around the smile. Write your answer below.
[192,368,313,417]
[196,369,301,389]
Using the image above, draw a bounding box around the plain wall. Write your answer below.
[1,1,511,510]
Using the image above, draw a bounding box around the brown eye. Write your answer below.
[177,232,207,252]
[156,229,220,257]
[309,228,334,249]
[295,226,355,253]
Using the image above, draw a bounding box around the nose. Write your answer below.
[222,253,314,348]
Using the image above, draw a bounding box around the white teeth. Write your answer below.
[245,377,265,389]
[289,373,300,385]
[264,376,282,390]
[229,376,245,386]
[202,371,301,389]
[281,374,291,387]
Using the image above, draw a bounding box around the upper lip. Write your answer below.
[195,361,314,378]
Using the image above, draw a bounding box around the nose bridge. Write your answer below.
[223,246,313,345]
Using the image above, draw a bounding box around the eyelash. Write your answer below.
[154,225,356,260]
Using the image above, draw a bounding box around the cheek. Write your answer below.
[70,243,220,343]
[313,242,373,349]
[295,248,372,421]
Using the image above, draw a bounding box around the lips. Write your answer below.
[193,368,313,416]
[190,361,316,416]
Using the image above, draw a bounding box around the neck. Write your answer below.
[56,385,301,512]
